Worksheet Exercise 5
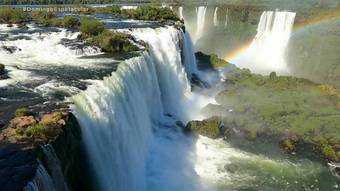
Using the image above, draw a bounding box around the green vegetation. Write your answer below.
[87,30,138,53]
[31,10,57,26]
[0,4,180,26]
[80,17,104,37]
[24,123,47,137]
[84,5,121,15]
[282,139,296,152]
[123,4,179,21]
[61,16,80,28]
[195,52,235,70]
[217,67,340,161]
[192,54,340,162]
[0,8,29,24]
[0,0,115,5]
[111,5,122,15]
[78,17,138,53]
[0,7,81,27]
[28,10,79,28]
[15,122,59,139]
[84,4,179,22]
[187,117,222,139]
[209,54,229,69]
[15,108,33,117]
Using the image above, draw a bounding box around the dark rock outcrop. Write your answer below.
[0,144,38,191]
[0,112,92,191]
[0,63,9,80]
[1,46,21,54]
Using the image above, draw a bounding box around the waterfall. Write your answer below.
[72,26,201,191]
[194,6,207,44]
[178,6,184,20]
[231,11,296,74]
[24,163,55,191]
[41,145,68,191]
[225,9,229,28]
[183,31,198,78]
[213,7,219,27]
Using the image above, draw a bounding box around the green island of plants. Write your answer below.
[79,17,139,53]
[191,54,340,163]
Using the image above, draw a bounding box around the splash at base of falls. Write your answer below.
[231,11,296,75]
[196,135,340,191]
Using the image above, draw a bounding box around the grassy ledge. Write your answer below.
[191,53,340,163]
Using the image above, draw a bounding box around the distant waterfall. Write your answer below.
[72,27,200,191]
[194,6,207,44]
[225,9,229,27]
[213,7,219,27]
[231,11,296,74]
[178,6,184,20]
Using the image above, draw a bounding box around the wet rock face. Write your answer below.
[1,45,21,54]
[0,144,38,191]
[59,37,100,55]
[0,63,9,80]
[0,111,92,191]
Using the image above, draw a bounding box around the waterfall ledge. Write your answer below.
[0,112,91,191]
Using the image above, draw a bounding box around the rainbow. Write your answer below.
[223,7,340,62]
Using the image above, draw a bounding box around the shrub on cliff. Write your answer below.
[80,17,105,37]
[111,5,122,15]
[25,124,47,137]
[321,144,338,161]
[195,52,235,70]
[15,108,33,117]
[88,30,138,53]
[188,117,222,139]
[0,8,28,24]
[213,63,340,162]
[62,16,80,28]
[210,54,229,69]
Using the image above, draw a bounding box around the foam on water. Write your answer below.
[0,27,111,95]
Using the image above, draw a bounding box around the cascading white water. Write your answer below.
[213,7,219,27]
[183,31,198,78]
[0,25,111,93]
[132,27,192,120]
[24,163,55,191]
[178,6,184,20]
[120,5,138,10]
[41,145,68,191]
[194,6,207,44]
[231,11,296,74]
[72,27,204,191]
[225,9,229,28]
